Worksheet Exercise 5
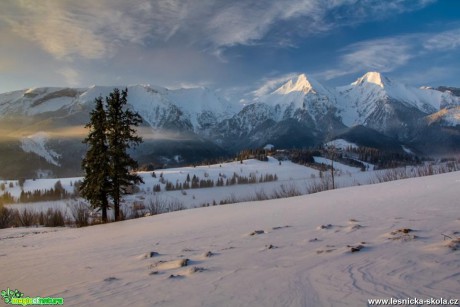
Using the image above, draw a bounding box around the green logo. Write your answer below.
[1,288,63,306]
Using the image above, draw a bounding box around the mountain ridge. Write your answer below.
[1,72,460,178]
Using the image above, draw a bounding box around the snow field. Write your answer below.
[1,171,459,306]
[3,157,375,215]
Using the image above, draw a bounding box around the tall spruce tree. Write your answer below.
[80,96,111,222]
[106,88,144,221]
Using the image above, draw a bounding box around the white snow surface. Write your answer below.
[0,85,240,135]
[1,172,459,306]
[326,139,359,150]
[3,157,371,210]
[0,87,84,117]
[427,107,460,127]
[336,72,460,126]
[1,72,459,133]
[254,74,336,121]
[20,132,61,166]
[251,71,460,128]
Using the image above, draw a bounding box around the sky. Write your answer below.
[1,0,460,99]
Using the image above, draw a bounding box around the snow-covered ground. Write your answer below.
[3,157,378,214]
[1,171,459,306]
[20,132,61,166]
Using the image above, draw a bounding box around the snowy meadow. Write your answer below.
[1,156,460,306]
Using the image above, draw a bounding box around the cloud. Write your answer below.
[320,26,460,81]
[423,28,460,51]
[318,36,414,80]
[57,67,81,87]
[168,81,212,90]
[204,0,435,52]
[0,0,435,62]
[342,38,414,72]
[0,58,14,72]
[0,0,157,60]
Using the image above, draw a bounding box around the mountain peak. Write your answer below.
[352,72,388,88]
[274,73,320,95]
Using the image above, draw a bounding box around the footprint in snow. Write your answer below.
[150,258,189,270]
[272,225,291,230]
[387,228,418,241]
[249,230,266,236]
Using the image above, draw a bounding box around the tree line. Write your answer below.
[154,172,278,192]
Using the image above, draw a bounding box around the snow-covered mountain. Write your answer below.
[229,71,460,151]
[0,85,239,135]
[212,74,343,150]
[256,73,336,121]
[335,72,459,138]
[0,85,237,179]
[0,72,460,179]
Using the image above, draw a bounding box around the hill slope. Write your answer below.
[1,172,459,306]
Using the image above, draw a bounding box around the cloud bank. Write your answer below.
[0,0,435,61]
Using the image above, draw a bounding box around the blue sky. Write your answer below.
[1,0,459,98]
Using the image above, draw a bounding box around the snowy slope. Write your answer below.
[336,72,460,127]
[1,172,459,306]
[427,106,460,127]
[0,85,237,134]
[1,72,460,175]
[255,74,337,122]
[1,73,458,130]
[20,132,61,166]
[167,87,241,129]
[326,138,359,150]
[0,87,84,117]
[3,157,367,209]
[77,84,239,133]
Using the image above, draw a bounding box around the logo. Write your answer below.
[1,288,63,306]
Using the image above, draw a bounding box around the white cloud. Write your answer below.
[0,0,157,60]
[318,37,414,80]
[423,28,460,51]
[342,38,413,72]
[321,26,460,81]
[203,0,435,52]
[57,67,80,87]
[168,81,212,90]
[0,0,436,62]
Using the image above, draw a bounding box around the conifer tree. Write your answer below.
[105,88,144,221]
[80,97,111,222]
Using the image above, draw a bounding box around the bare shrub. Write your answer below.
[307,179,331,194]
[219,193,241,205]
[145,196,185,215]
[121,205,143,220]
[374,168,408,183]
[44,208,65,227]
[146,196,168,215]
[0,204,15,228]
[254,189,269,201]
[414,164,434,177]
[16,208,36,227]
[167,200,185,212]
[68,201,91,227]
[272,183,302,198]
